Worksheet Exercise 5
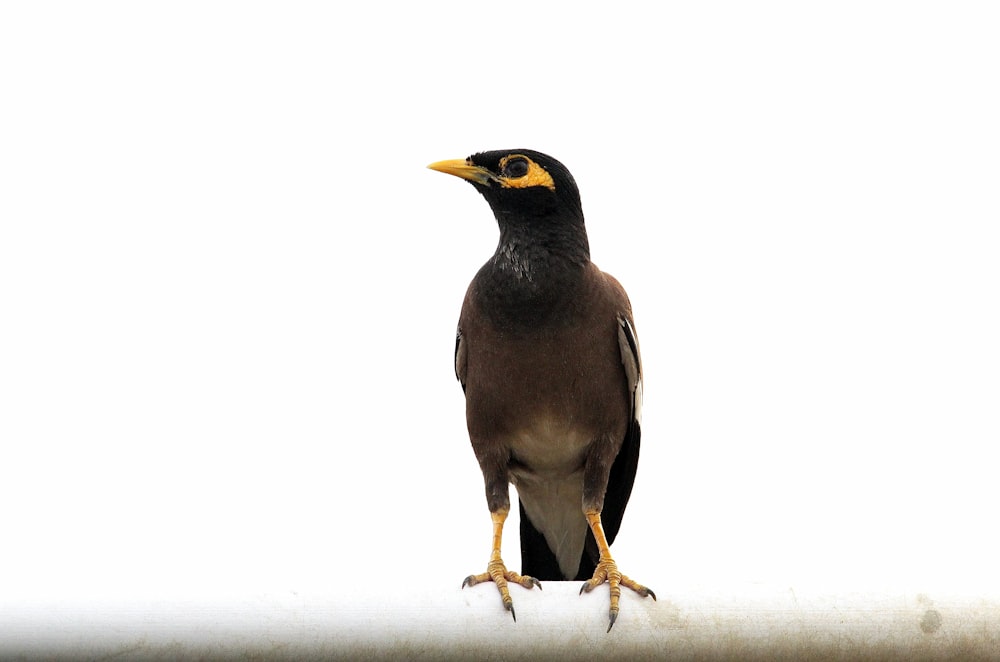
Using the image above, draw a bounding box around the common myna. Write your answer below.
[428,150,654,631]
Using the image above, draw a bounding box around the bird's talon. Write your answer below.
[462,572,490,589]
[648,588,657,601]
[580,555,655,629]
[463,549,537,621]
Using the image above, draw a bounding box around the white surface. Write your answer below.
[3,584,997,660]
[1,0,999,647]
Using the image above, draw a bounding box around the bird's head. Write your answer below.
[428,149,584,227]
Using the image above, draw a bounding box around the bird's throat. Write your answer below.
[493,240,536,283]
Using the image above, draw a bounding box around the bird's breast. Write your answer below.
[460,262,631,477]
[462,328,626,459]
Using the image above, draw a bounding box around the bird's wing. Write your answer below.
[455,327,467,393]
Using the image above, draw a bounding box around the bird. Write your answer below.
[427,149,654,631]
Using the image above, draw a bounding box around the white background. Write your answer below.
[2,1,998,607]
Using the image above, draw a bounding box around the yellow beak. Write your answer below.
[427,159,496,186]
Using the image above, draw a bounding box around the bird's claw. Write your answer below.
[579,558,655,632]
[461,560,540,621]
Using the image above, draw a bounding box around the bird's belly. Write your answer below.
[508,416,592,478]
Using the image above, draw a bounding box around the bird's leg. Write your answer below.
[579,509,656,632]
[462,507,541,621]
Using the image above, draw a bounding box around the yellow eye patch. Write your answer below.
[497,154,556,191]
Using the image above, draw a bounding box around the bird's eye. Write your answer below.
[503,157,530,178]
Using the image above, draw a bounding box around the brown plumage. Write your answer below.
[429,149,653,631]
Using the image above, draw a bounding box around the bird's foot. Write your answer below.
[580,558,655,632]
[462,558,541,621]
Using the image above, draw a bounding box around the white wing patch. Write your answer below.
[617,315,643,425]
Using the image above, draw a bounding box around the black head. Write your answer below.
[428,149,584,226]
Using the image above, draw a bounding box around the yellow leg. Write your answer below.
[462,508,541,621]
[580,510,655,632]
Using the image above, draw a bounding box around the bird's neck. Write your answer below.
[476,219,591,328]
[493,215,590,280]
